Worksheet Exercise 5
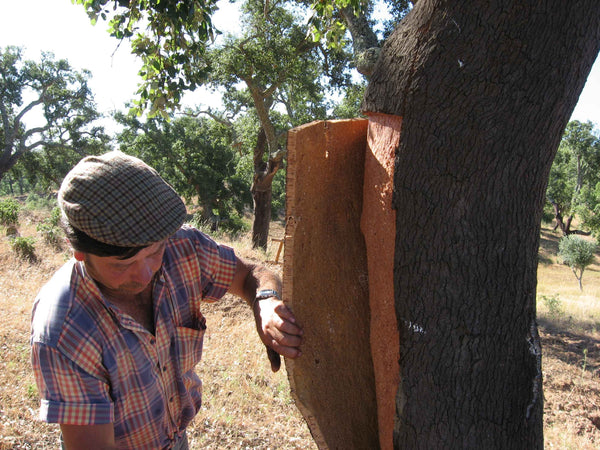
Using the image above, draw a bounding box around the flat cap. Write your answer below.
[58,151,187,247]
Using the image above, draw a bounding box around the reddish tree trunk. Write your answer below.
[363,1,600,448]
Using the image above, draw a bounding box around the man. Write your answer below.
[30,151,303,449]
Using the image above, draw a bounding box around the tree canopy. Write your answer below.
[73,0,412,116]
[0,46,108,182]
[74,0,220,115]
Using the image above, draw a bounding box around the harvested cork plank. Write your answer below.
[283,119,379,449]
[361,113,402,450]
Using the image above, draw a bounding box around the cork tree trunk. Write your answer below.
[252,128,284,250]
[362,1,600,448]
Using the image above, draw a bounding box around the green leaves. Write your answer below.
[306,0,367,48]
[0,198,20,227]
[0,46,106,182]
[74,0,218,116]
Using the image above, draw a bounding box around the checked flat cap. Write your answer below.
[58,151,187,247]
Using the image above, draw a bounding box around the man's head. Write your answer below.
[58,151,187,258]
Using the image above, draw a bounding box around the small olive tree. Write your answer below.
[558,235,597,290]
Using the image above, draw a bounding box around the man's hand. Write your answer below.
[228,257,303,371]
[253,297,303,372]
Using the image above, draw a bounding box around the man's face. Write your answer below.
[76,240,167,297]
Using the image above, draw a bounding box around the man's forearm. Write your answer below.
[230,257,282,306]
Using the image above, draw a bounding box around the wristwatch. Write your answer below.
[255,289,280,301]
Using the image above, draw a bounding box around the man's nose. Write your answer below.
[133,261,154,284]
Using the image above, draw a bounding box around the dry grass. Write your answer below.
[537,225,600,449]
[1,208,599,449]
[0,208,68,449]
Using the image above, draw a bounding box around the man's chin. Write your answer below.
[119,284,149,295]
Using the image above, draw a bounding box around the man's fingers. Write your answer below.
[273,319,303,339]
[273,302,298,324]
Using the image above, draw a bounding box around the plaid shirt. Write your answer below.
[31,226,237,449]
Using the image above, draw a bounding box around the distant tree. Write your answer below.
[577,180,600,238]
[0,46,107,182]
[546,121,600,235]
[204,0,344,248]
[558,234,597,290]
[17,138,110,193]
[330,82,366,119]
[116,113,251,229]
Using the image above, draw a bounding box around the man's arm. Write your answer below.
[228,257,303,371]
[60,423,116,450]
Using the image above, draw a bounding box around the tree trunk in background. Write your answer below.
[252,128,284,250]
[5,174,14,195]
[252,183,273,249]
[362,1,600,448]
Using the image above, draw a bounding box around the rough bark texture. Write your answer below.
[362,1,600,448]
[284,119,379,449]
[251,128,284,249]
[340,6,381,78]
[361,113,402,450]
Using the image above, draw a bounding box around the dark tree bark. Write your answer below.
[251,128,284,250]
[5,174,14,195]
[363,1,600,448]
[549,199,591,236]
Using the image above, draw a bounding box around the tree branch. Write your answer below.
[339,6,381,78]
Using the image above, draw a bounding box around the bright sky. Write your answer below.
[0,0,598,128]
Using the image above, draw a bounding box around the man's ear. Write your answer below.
[73,251,85,262]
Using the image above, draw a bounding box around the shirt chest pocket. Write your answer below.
[174,326,206,375]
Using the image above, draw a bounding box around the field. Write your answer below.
[0,206,599,449]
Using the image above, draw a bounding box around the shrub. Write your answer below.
[558,235,597,290]
[25,193,56,210]
[540,294,564,319]
[47,206,62,227]
[9,236,37,261]
[37,207,63,246]
[0,198,20,227]
[37,222,62,246]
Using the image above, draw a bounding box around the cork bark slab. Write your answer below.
[361,113,402,450]
[283,119,379,449]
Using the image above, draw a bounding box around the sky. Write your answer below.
[0,0,599,130]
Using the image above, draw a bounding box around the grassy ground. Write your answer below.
[537,226,600,449]
[0,206,599,449]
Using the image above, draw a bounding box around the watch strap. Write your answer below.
[255,289,280,300]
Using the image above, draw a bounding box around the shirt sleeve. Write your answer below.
[195,230,237,301]
[31,341,114,425]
